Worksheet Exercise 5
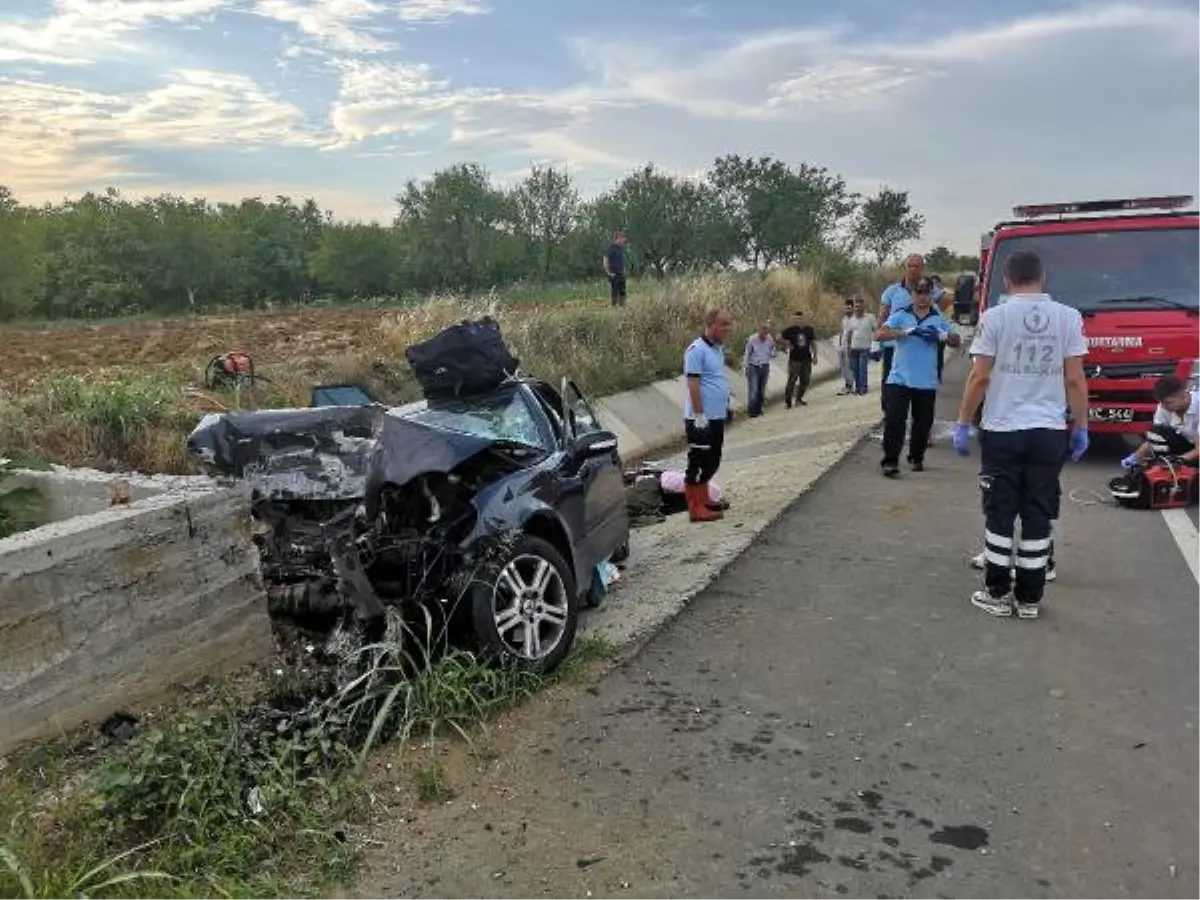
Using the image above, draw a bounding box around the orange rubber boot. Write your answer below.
[688,483,724,522]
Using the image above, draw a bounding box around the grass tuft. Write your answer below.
[0,600,615,898]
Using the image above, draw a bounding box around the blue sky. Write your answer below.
[1,0,1197,254]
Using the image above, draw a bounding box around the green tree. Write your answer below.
[854,188,925,267]
[310,223,404,297]
[395,163,515,291]
[509,164,580,278]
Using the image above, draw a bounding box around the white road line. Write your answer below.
[1160,508,1199,584]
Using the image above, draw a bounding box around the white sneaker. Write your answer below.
[1016,602,1040,619]
[971,590,1014,617]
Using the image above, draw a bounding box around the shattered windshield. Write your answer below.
[985,227,1198,313]
[400,387,547,450]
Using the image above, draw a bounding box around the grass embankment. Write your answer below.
[0,270,846,474]
[0,628,618,899]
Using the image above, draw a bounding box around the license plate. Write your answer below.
[1088,406,1134,422]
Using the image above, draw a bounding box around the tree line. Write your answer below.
[0,155,961,321]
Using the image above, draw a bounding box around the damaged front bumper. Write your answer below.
[188,406,526,628]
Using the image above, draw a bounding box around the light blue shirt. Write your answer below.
[879,281,916,350]
[743,333,775,367]
[885,308,951,390]
[683,336,729,420]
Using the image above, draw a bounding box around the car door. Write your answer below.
[560,377,628,563]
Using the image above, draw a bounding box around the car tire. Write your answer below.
[470,535,578,673]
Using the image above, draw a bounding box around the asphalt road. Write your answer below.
[372,357,1199,899]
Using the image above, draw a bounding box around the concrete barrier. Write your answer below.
[0,473,272,755]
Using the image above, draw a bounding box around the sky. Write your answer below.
[1,0,1197,255]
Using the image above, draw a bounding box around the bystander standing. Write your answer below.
[844,296,877,396]
[683,308,734,523]
[603,231,628,307]
[836,298,854,395]
[874,277,961,476]
[778,311,818,409]
[743,323,776,417]
[877,254,925,412]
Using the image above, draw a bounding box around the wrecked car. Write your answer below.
[187,377,630,672]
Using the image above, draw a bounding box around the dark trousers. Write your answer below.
[881,384,937,466]
[979,428,1068,605]
[609,274,627,307]
[785,358,812,406]
[880,346,895,411]
[936,342,945,383]
[849,348,870,394]
[685,417,726,485]
[1148,424,1197,458]
[746,364,769,416]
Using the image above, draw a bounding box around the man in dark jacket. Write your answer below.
[603,231,628,307]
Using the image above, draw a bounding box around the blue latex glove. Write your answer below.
[1120,452,1140,470]
[1068,427,1090,462]
[953,422,971,456]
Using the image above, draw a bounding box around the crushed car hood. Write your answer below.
[187,405,503,503]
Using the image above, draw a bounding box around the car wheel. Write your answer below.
[470,535,578,673]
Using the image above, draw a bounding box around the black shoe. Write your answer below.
[909,459,924,472]
[798,399,808,406]
[882,463,900,478]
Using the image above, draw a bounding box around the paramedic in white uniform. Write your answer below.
[952,249,1090,619]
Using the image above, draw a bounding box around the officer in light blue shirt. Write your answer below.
[682,308,734,521]
[874,276,961,476]
[877,253,926,410]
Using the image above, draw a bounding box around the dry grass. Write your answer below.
[0,270,847,474]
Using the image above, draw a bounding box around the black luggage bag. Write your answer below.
[405,315,520,399]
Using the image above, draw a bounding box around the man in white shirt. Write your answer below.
[843,296,877,395]
[952,249,1089,619]
[1107,374,1200,505]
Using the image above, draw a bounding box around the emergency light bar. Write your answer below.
[1013,195,1195,218]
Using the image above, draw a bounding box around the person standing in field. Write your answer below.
[844,296,877,395]
[953,249,1089,620]
[874,277,961,476]
[683,308,734,523]
[836,298,855,395]
[603,230,628,308]
[778,311,817,409]
[877,253,925,412]
[743,323,776,417]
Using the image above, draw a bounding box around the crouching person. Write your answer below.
[683,308,734,522]
[1121,375,1199,470]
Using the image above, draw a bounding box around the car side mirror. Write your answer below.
[572,429,619,459]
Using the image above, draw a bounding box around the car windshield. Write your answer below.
[399,387,547,450]
[984,227,1198,313]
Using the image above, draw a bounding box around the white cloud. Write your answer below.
[0,0,226,64]
[0,70,323,195]
[252,0,489,54]
[393,0,489,23]
[254,0,394,54]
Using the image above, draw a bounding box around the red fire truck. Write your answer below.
[976,195,1199,434]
